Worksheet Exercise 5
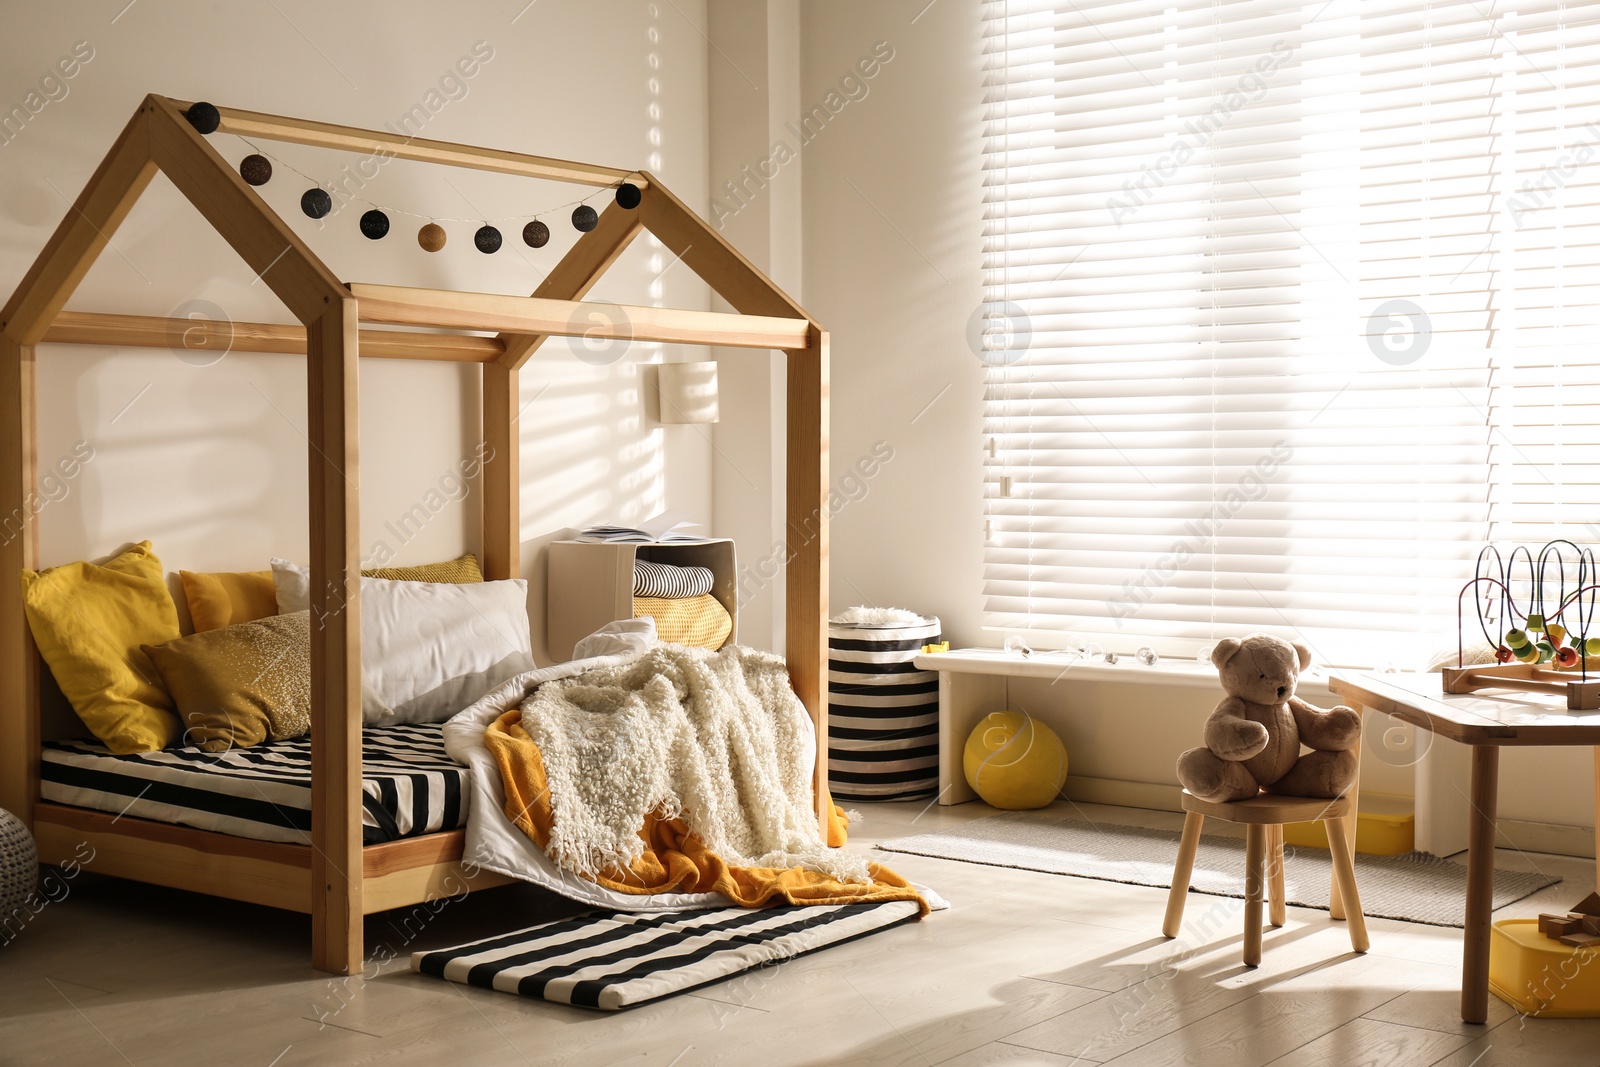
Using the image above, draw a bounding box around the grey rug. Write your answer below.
[877,811,1560,928]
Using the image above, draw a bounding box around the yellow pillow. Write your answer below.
[362,553,483,584]
[633,594,732,650]
[143,611,311,752]
[179,569,278,632]
[22,540,181,753]
[181,555,483,632]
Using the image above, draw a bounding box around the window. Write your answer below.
[980,0,1600,667]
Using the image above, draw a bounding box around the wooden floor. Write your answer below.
[3,798,1598,1066]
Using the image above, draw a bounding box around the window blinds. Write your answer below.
[981,0,1600,667]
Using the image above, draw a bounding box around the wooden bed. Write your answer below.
[0,94,830,975]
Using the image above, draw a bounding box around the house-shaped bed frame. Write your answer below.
[0,95,829,975]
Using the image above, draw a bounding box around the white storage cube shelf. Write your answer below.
[546,539,738,662]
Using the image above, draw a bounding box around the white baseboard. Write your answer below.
[1491,818,1596,861]
[1064,775,1182,812]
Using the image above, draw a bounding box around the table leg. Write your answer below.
[1593,747,1600,892]
[1461,745,1499,1025]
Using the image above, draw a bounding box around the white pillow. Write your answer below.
[271,559,536,725]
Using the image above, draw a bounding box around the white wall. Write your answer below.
[798,1,988,643]
[706,0,801,653]
[0,0,714,663]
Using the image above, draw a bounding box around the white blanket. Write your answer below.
[444,619,736,911]
[444,620,946,913]
[520,642,870,884]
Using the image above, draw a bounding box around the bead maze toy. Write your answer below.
[1444,541,1600,710]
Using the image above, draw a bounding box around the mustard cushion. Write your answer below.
[362,553,483,584]
[179,569,278,632]
[143,611,311,752]
[632,594,732,650]
[22,540,181,753]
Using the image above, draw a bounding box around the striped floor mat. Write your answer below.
[411,900,922,1011]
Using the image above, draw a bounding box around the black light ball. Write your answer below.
[474,225,503,254]
[615,182,642,209]
[185,101,221,134]
[572,204,599,232]
[239,154,272,186]
[300,187,333,219]
[359,209,390,240]
[522,219,550,248]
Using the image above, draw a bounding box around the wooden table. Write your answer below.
[1329,670,1600,1024]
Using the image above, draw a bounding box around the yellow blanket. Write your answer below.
[486,708,928,915]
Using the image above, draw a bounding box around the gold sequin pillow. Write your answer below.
[141,611,311,752]
[362,553,483,583]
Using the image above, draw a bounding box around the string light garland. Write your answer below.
[182,110,646,257]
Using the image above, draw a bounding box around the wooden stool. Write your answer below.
[1162,791,1369,966]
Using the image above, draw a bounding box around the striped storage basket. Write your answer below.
[827,614,942,802]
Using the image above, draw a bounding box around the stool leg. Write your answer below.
[1163,812,1205,938]
[1325,815,1369,953]
[1244,823,1266,967]
[1331,777,1360,920]
[1267,824,1287,928]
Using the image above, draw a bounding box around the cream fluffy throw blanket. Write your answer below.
[518,643,870,886]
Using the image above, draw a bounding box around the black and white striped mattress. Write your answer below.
[40,723,469,845]
[413,900,922,1010]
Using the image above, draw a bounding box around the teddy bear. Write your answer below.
[1176,633,1362,803]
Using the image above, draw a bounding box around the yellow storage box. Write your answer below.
[1490,918,1600,1018]
[1282,792,1415,856]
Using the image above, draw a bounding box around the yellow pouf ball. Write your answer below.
[963,711,1068,810]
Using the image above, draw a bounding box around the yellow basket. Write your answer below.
[1489,919,1600,1018]
[1281,792,1414,856]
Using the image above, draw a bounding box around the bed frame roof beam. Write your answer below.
[42,311,504,363]
[167,97,642,189]
[637,173,812,323]
[348,283,812,352]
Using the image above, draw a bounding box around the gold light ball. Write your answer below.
[417,223,447,253]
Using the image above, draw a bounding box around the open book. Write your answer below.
[576,511,708,544]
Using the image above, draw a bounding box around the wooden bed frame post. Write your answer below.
[0,337,38,828]
[790,328,830,826]
[307,300,364,975]
[481,361,520,581]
